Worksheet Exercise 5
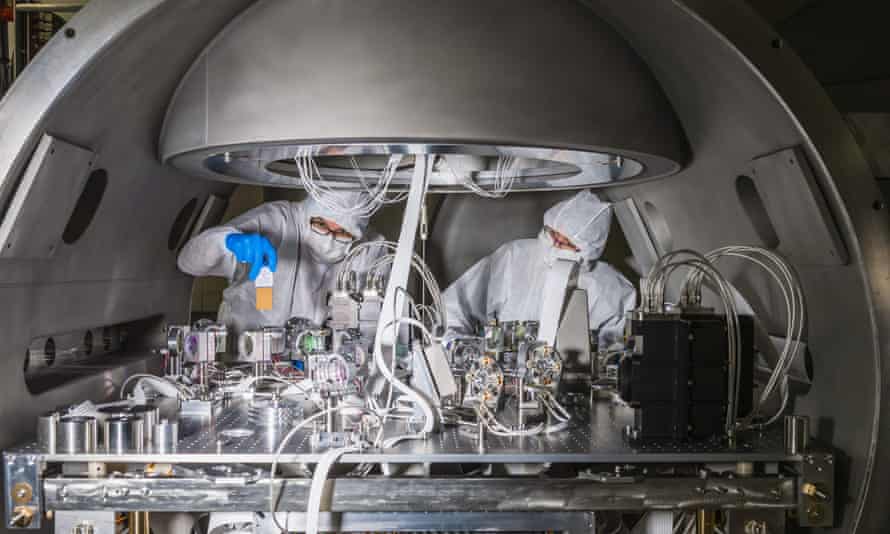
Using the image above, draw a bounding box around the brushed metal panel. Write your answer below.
[747,146,849,265]
[0,134,94,259]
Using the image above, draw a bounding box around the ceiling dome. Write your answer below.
[160,0,690,192]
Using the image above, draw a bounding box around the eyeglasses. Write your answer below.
[545,226,580,252]
[310,217,355,243]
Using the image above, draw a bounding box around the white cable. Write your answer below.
[335,241,447,334]
[373,315,437,448]
[305,446,360,534]
[269,407,344,532]
[685,246,804,427]
[444,154,520,198]
[294,148,403,217]
[120,374,194,401]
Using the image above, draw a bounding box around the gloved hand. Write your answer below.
[225,233,278,281]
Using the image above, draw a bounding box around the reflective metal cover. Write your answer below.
[160,0,690,190]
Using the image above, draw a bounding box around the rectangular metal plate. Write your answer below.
[9,397,792,464]
[0,134,94,259]
[4,453,41,529]
[796,448,835,528]
[747,146,848,265]
[234,512,594,534]
[613,198,661,275]
[43,476,795,513]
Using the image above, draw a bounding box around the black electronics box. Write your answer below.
[618,311,754,441]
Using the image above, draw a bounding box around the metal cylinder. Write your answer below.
[154,419,178,453]
[784,415,810,455]
[37,412,59,454]
[128,512,150,534]
[696,509,716,534]
[58,415,97,454]
[103,416,144,453]
[128,404,158,444]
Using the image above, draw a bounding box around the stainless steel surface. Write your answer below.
[580,1,890,530]
[9,398,791,464]
[746,146,848,265]
[53,512,114,534]
[160,0,688,188]
[103,416,143,454]
[36,413,58,454]
[0,16,252,533]
[0,134,94,259]
[44,476,795,512]
[57,416,97,455]
[0,0,884,531]
[153,420,178,454]
[784,415,810,455]
[3,454,41,530]
[128,405,158,445]
[15,3,87,13]
[200,144,643,193]
[207,512,596,534]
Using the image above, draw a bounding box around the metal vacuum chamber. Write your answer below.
[0,1,886,533]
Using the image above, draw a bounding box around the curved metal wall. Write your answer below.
[585,1,887,531]
[0,0,253,463]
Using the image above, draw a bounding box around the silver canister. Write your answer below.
[104,416,144,453]
[97,405,130,419]
[784,415,810,455]
[154,419,178,453]
[58,415,98,454]
[128,404,159,444]
[37,412,60,454]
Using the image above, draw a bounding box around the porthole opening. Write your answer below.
[642,200,674,254]
[168,197,199,251]
[736,175,780,249]
[62,168,108,244]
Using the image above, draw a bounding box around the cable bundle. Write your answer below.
[294,147,405,217]
[643,246,806,432]
[685,246,805,428]
[474,389,570,438]
[443,154,521,198]
[335,241,447,335]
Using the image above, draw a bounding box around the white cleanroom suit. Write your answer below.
[443,190,637,347]
[178,193,383,337]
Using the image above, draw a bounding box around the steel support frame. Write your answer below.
[42,475,796,513]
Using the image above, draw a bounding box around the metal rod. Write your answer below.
[44,476,797,513]
[128,512,149,534]
[696,509,716,534]
[16,3,87,13]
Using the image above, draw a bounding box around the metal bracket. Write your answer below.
[795,448,835,528]
[4,453,42,529]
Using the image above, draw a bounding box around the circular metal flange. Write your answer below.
[197,143,648,193]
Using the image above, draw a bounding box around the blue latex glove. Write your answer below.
[225,233,278,281]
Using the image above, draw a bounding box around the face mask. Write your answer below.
[538,229,582,265]
[305,231,352,264]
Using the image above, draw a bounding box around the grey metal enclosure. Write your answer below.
[0,1,886,533]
